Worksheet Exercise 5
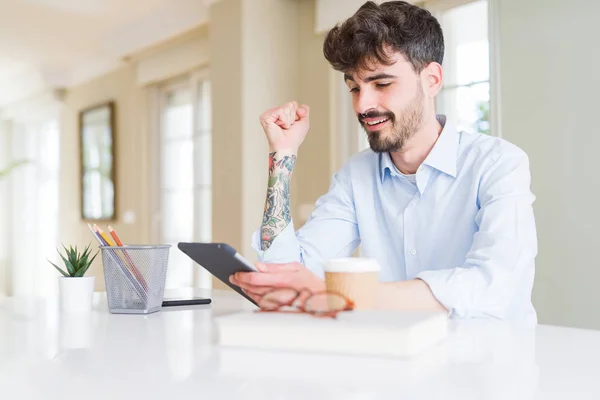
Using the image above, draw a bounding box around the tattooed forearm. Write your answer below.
[261,151,297,250]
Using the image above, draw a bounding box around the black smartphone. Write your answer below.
[162,297,212,307]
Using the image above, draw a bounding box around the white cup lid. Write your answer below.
[324,257,381,273]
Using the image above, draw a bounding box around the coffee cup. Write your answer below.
[324,257,380,310]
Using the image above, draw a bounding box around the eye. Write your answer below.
[349,87,359,93]
[376,83,391,89]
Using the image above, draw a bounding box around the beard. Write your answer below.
[359,85,424,153]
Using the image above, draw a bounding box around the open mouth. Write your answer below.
[364,117,390,130]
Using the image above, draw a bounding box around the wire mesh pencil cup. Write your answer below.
[100,244,171,314]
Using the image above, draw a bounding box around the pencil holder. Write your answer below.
[100,244,171,314]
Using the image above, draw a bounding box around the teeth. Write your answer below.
[367,118,388,126]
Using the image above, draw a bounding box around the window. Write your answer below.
[157,70,212,289]
[436,0,490,134]
[332,69,365,171]
[0,119,60,297]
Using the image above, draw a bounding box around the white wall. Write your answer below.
[136,35,209,86]
[241,0,300,260]
[497,0,600,329]
[315,0,377,33]
[209,0,300,290]
[315,0,426,34]
[60,65,151,292]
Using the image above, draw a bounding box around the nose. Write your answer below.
[355,88,377,116]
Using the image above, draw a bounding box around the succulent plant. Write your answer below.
[49,244,98,277]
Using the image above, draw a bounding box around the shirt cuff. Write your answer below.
[251,222,302,264]
[416,270,457,318]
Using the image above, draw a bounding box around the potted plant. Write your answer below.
[48,244,98,313]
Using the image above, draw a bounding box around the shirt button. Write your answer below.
[418,166,424,172]
[410,249,417,256]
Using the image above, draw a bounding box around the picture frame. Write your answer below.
[79,101,116,221]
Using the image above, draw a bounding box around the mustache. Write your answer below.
[358,111,395,124]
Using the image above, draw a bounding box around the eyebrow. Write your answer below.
[344,73,397,83]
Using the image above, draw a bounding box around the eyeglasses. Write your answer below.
[256,288,355,318]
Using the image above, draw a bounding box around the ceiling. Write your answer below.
[0,0,214,108]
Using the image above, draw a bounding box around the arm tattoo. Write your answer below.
[261,151,296,250]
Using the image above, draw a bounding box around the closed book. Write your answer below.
[214,309,448,357]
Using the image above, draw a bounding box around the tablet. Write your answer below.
[177,242,259,305]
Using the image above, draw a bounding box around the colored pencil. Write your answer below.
[107,225,148,290]
[108,225,124,246]
[88,224,147,298]
[87,223,106,245]
[94,224,115,246]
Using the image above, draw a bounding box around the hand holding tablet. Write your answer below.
[177,242,260,305]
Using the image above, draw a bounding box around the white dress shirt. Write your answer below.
[252,115,538,323]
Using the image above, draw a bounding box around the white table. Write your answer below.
[1,288,599,400]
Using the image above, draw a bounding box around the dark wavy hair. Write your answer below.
[323,1,444,74]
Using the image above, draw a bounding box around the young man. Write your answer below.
[230,1,537,322]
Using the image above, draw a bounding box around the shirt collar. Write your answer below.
[379,114,459,183]
[380,150,398,183]
[422,115,459,178]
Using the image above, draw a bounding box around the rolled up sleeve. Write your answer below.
[250,167,361,278]
[251,221,302,264]
[417,149,538,319]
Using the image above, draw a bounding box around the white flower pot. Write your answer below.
[58,276,95,313]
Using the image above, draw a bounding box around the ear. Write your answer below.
[421,62,443,98]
